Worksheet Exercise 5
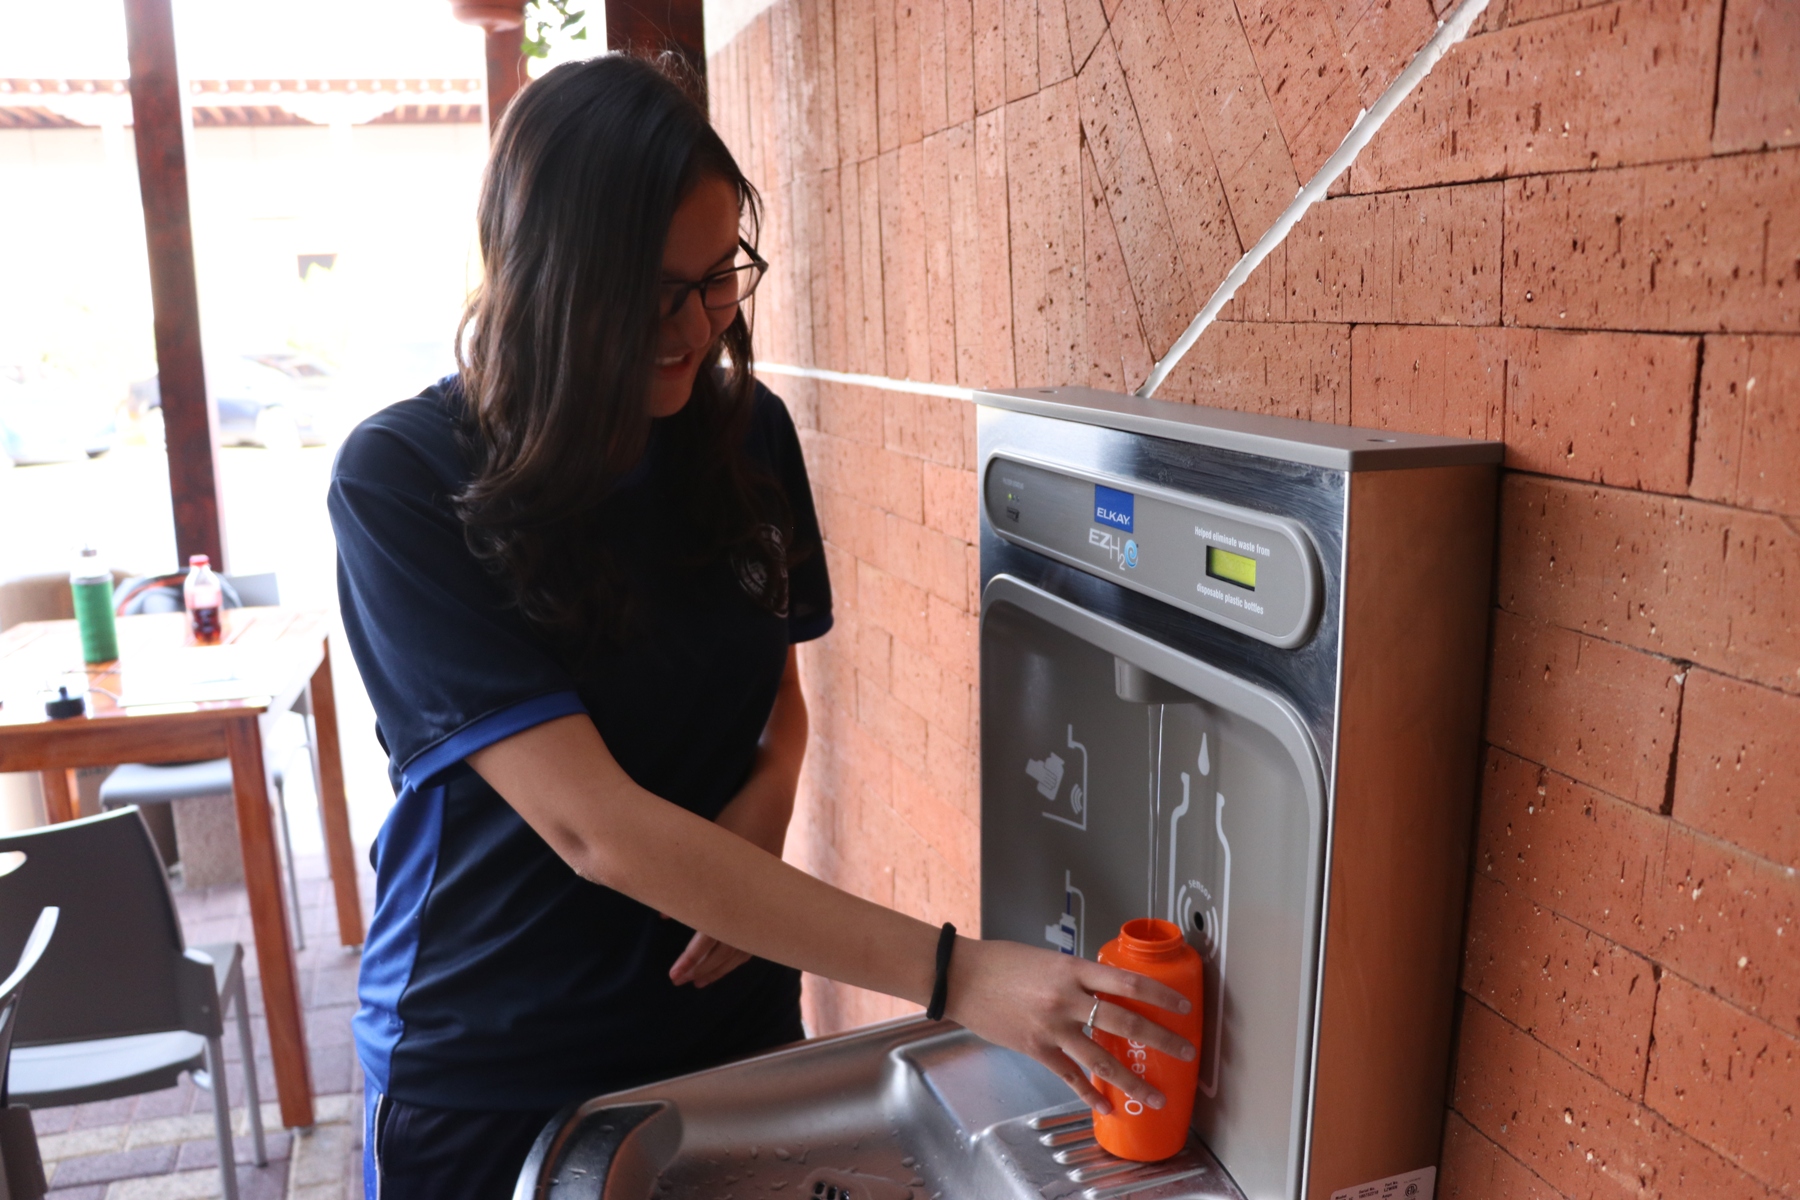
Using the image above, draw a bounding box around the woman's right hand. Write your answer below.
[942,938,1197,1114]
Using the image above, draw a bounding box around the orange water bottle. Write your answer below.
[1092,918,1204,1162]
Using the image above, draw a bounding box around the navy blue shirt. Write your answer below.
[329,376,831,1111]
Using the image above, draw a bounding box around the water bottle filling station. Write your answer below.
[519,386,1502,1200]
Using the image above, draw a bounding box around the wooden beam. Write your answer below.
[123,0,225,569]
[449,2,528,131]
[485,24,526,132]
[606,0,707,84]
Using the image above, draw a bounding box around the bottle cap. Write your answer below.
[80,546,98,558]
[189,554,210,568]
[45,686,86,720]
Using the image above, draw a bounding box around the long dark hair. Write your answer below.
[453,54,786,638]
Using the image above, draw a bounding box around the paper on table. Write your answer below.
[119,646,271,708]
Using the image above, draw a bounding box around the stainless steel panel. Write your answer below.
[517,1019,1248,1200]
[983,455,1323,647]
[980,576,1325,1200]
[976,387,1505,473]
[1302,465,1495,1200]
[978,405,1347,770]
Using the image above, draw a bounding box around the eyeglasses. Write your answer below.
[658,239,768,319]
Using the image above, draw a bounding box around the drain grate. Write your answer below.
[802,1167,914,1200]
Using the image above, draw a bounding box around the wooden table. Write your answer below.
[0,608,365,1128]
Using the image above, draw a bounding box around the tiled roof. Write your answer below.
[0,77,485,127]
[0,104,87,129]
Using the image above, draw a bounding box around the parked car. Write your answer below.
[131,353,344,450]
[0,364,117,467]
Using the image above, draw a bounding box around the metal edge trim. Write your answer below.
[1297,478,1354,1200]
[512,1098,587,1200]
[980,447,1324,649]
[975,388,1504,473]
[979,574,1331,1200]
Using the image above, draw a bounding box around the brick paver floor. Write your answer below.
[27,852,373,1200]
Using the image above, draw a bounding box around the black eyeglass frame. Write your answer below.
[659,238,769,318]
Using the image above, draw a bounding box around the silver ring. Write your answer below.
[1083,995,1101,1038]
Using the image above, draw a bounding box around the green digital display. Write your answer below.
[1206,546,1258,590]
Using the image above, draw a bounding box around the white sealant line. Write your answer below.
[1136,0,1492,399]
[753,360,979,402]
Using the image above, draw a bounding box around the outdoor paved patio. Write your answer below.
[27,851,373,1200]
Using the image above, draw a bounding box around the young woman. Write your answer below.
[329,54,1193,1198]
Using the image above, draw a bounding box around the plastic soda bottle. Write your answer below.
[183,554,224,646]
[70,546,119,664]
[1091,918,1204,1162]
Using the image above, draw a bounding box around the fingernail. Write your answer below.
[1094,1100,1112,1116]
[1179,999,1192,1013]
[1180,1044,1197,1061]
[1148,1093,1165,1110]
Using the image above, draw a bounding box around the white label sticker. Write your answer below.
[1329,1165,1435,1200]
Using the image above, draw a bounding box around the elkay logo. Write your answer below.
[1088,529,1140,569]
[1093,485,1134,532]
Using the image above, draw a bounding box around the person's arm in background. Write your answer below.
[669,645,808,986]
[468,701,1197,1116]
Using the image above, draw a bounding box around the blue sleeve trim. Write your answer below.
[789,610,834,645]
[399,691,588,791]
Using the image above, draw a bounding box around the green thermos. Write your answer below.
[71,546,119,664]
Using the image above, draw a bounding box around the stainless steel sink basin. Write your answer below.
[515,1016,1245,1200]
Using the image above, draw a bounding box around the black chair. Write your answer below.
[0,906,57,1200]
[0,810,267,1200]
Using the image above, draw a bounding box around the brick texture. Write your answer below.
[777,379,982,1031]
[1713,0,1800,154]
[1077,32,1194,354]
[1476,747,1800,1039]
[1501,331,1697,494]
[1164,0,1297,243]
[1354,0,1721,192]
[1653,823,1800,1038]
[1503,151,1800,335]
[1234,0,1366,179]
[1475,748,1667,954]
[712,0,1800,1182]
[1646,974,1800,1192]
[1349,324,1505,439]
[1691,334,1800,517]
[1485,610,1682,810]
[1454,1000,1778,1200]
[1439,1110,1560,1200]
[1463,874,1657,1096]
[1348,326,1701,492]
[1159,321,1349,422]
[1669,669,1800,870]
[1497,475,1800,692]
[1230,183,1503,326]
[1109,0,1241,305]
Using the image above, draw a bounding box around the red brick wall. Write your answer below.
[708,0,1799,1192]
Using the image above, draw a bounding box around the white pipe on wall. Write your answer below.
[1136,0,1492,399]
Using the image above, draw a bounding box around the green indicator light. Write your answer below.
[1206,546,1257,590]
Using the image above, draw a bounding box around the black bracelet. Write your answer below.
[926,922,957,1021]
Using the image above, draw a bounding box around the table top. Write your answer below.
[0,608,330,735]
